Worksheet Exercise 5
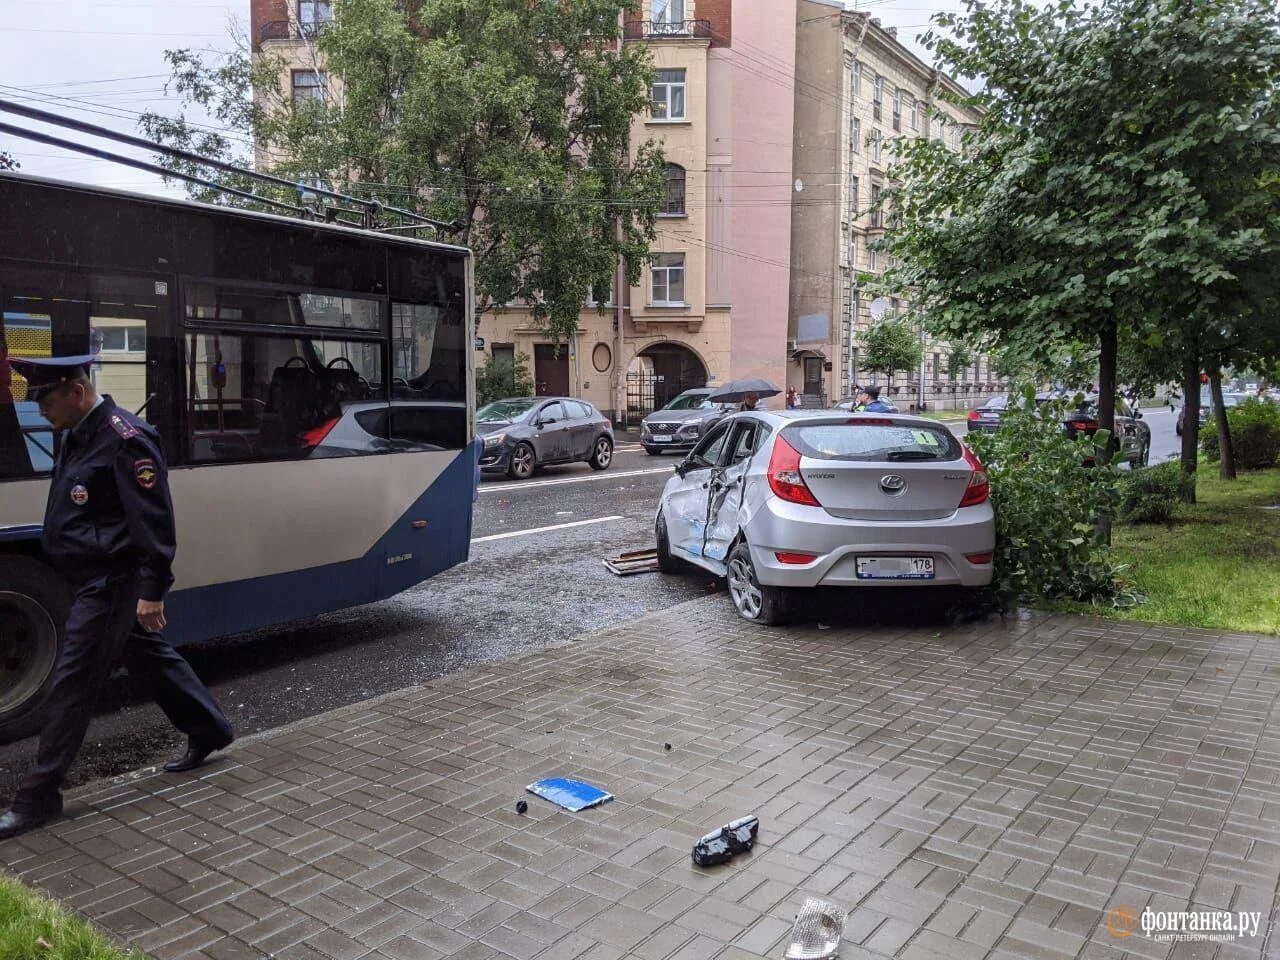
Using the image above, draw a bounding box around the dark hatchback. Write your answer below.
[477,397,614,479]
[641,388,734,455]
[1059,395,1152,467]
[965,394,1010,433]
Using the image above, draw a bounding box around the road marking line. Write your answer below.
[471,515,625,543]
[479,466,671,492]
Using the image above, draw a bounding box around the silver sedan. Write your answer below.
[654,410,996,624]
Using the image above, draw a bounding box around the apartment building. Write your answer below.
[790,0,994,409]
[251,0,796,421]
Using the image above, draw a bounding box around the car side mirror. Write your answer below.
[1133,409,1143,419]
[534,419,548,429]
[674,461,687,478]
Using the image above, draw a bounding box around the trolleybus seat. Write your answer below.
[317,356,371,418]
[260,356,324,453]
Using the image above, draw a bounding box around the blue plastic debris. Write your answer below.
[526,778,613,812]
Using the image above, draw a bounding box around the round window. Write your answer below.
[592,343,612,373]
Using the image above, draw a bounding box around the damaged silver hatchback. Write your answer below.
[654,411,996,624]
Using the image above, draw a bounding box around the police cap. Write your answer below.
[7,354,96,403]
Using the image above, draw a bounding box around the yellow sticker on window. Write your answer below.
[913,430,938,445]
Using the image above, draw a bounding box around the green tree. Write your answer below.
[882,0,1280,506]
[861,318,923,384]
[946,342,973,378]
[476,350,533,405]
[141,0,667,343]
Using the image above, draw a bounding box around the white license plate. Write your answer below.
[856,556,935,579]
[982,412,999,419]
[652,434,673,443]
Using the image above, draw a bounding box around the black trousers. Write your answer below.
[13,569,233,815]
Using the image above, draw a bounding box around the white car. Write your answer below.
[654,410,996,624]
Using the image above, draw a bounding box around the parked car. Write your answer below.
[654,411,995,625]
[477,397,613,479]
[831,396,901,413]
[1177,391,1248,436]
[965,394,1010,433]
[640,388,734,455]
[1057,395,1151,467]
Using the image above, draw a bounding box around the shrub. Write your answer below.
[476,350,534,405]
[1119,461,1180,524]
[965,384,1131,610]
[1199,398,1280,469]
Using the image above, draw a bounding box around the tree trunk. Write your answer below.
[1208,367,1236,480]
[1179,350,1200,503]
[1095,318,1118,545]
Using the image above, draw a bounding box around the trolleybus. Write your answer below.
[0,172,478,738]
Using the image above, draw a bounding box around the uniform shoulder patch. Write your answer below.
[109,413,140,440]
[134,458,158,490]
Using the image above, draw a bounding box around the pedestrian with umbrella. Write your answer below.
[708,378,781,413]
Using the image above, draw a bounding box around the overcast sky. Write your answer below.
[0,0,964,198]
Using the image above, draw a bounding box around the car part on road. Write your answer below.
[516,800,528,815]
[507,441,535,480]
[603,549,660,576]
[727,542,790,625]
[784,898,847,960]
[526,777,613,812]
[692,815,760,867]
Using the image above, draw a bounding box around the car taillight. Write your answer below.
[965,552,993,564]
[958,445,989,507]
[1068,419,1094,431]
[300,417,341,449]
[767,436,821,506]
[968,409,982,421]
[775,551,817,565]
[846,417,894,426]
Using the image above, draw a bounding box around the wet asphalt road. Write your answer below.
[0,439,721,798]
[0,411,1182,799]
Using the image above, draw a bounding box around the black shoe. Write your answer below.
[163,737,230,773]
[0,808,59,840]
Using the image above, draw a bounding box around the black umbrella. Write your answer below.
[708,378,781,403]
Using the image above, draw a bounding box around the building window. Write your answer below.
[651,69,686,121]
[872,74,883,121]
[951,124,961,150]
[892,90,902,132]
[95,322,147,353]
[870,183,882,228]
[652,0,685,32]
[868,244,878,273]
[910,98,920,131]
[848,173,859,216]
[870,129,882,164]
[850,60,862,98]
[291,69,326,107]
[849,116,860,154]
[662,163,686,215]
[491,343,515,370]
[651,253,686,305]
[298,0,332,34]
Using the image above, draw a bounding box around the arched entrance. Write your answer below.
[627,342,708,416]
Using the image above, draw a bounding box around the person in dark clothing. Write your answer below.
[0,355,233,839]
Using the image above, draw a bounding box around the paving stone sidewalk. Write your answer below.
[2,599,1279,960]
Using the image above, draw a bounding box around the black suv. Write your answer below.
[640,388,734,455]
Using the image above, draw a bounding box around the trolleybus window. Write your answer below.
[1,270,163,479]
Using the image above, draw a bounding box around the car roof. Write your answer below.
[740,409,947,427]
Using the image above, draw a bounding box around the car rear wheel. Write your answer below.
[0,557,70,743]
[588,436,613,470]
[655,512,683,574]
[508,441,536,480]
[726,542,789,626]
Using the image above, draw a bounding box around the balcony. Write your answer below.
[258,19,330,45]
[624,19,712,40]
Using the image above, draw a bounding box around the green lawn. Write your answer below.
[1047,468,1280,634]
[0,875,143,960]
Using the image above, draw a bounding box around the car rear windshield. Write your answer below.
[664,394,713,410]
[984,395,1009,410]
[786,422,962,462]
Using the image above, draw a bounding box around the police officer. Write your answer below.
[0,355,233,839]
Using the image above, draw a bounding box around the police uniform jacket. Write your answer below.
[42,396,176,601]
